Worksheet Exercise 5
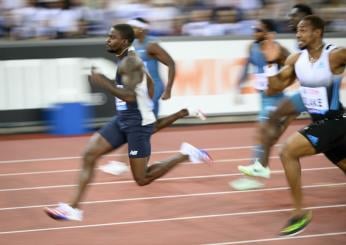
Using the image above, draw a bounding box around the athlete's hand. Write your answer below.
[89,67,112,90]
[161,88,172,100]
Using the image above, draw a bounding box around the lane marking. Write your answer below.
[0,182,344,211]
[0,167,339,192]
[0,155,327,177]
[0,204,344,235]
[0,145,279,164]
[203,231,346,245]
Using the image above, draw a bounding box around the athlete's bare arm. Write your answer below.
[89,55,144,102]
[329,47,346,74]
[147,42,176,100]
[266,53,300,95]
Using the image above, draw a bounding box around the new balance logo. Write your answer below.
[129,150,138,156]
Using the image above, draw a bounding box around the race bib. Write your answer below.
[253,73,268,90]
[300,86,328,114]
[115,85,127,111]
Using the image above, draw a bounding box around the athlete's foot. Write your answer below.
[44,203,83,221]
[279,210,312,236]
[180,142,212,163]
[238,159,271,179]
[187,108,207,120]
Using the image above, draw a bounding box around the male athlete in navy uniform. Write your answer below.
[260,15,346,236]
[44,24,211,221]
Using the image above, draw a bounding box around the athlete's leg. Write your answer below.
[336,159,346,175]
[153,109,188,133]
[70,132,114,208]
[129,154,188,186]
[258,97,300,167]
[279,132,316,216]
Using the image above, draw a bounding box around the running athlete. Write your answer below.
[128,17,175,117]
[288,4,313,32]
[236,5,313,181]
[44,24,211,221]
[235,19,290,180]
[261,15,346,236]
[100,17,205,175]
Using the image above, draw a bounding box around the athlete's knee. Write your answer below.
[133,177,151,186]
[279,141,296,163]
[336,159,346,175]
[82,147,101,166]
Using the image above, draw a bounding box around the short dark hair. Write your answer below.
[293,4,313,15]
[134,17,150,24]
[302,15,324,36]
[260,19,277,32]
[113,24,135,44]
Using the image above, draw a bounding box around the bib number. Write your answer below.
[300,86,328,114]
[115,85,127,111]
[253,73,268,90]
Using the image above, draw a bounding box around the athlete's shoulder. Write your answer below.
[285,52,301,65]
[329,46,346,65]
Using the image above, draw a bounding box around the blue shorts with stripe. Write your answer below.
[258,91,287,122]
[99,116,154,158]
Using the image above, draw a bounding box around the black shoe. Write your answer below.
[279,211,312,236]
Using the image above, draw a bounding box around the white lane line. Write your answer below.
[0,155,327,177]
[0,167,339,192]
[203,231,346,245]
[0,145,276,164]
[0,182,344,212]
[0,204,344,235]
[0,157,273,176]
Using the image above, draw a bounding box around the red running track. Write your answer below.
[0,121,345,245]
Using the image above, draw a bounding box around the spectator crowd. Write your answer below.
[0,0,345,40]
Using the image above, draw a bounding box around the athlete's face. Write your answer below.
[252,22,266,43]
[288,8,306,32]
[296,20,321,49]
[106,28,128,54]
[131,26,143,38]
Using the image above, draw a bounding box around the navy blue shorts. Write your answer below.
[99,117,154,158]
[299,115,346,164]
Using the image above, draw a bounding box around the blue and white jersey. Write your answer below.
[114,52,155,127]
[133,36,164,100]
[248,42,269,91]
[295,44,344,120]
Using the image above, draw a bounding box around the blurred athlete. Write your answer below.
[236,5,313,181]
[235,19,290,181]
[129,17,175,116]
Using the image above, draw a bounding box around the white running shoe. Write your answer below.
[44,203,83,221]
[187,108,207,120]
[238,159,271,179]
[180,142,212,163]
[99,161,129,175]
[229,177,264,191]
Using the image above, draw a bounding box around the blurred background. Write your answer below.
[1,0,346,39]
[0,0,345,135]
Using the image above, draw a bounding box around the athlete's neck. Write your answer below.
[115,46,129,58]
[307,41,324,63]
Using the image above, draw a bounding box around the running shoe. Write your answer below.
[180,142,212,164]
[44,203,83,221]
[238,159,271,179]
[187,108,207,121]
[279,211,312,236]
[99,161,129,176]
